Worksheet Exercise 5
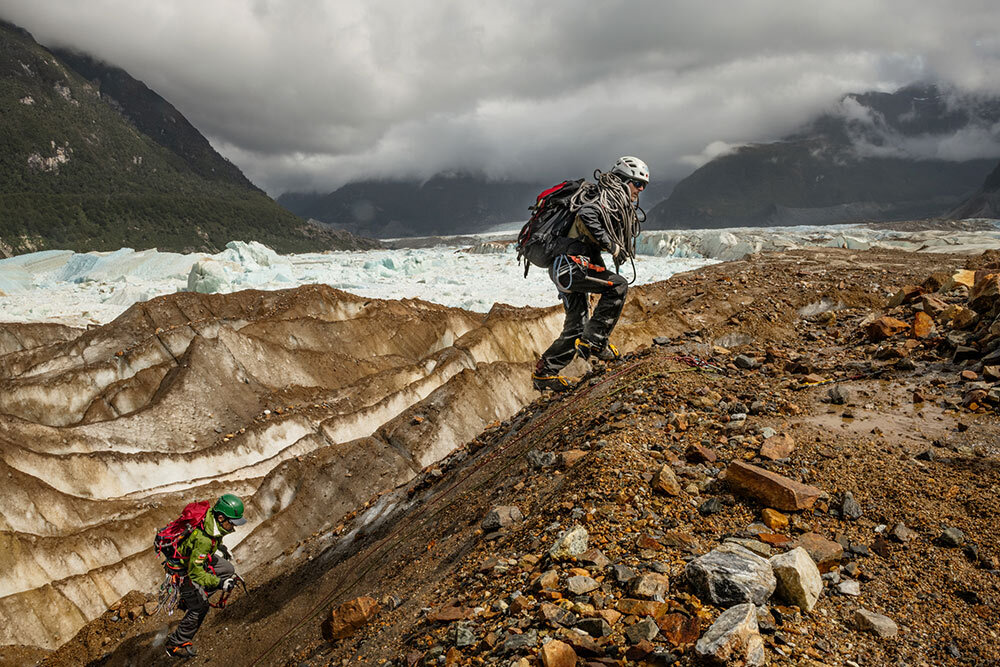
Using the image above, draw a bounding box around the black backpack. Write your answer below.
[515,179,584,276]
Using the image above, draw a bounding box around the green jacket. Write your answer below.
[178,511,230,588]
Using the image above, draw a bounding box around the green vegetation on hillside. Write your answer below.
[0,20,345,255]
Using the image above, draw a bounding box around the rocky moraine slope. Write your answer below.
[4,245,998,666]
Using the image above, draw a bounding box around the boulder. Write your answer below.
[540,639,578,667]
[549,526,589,560]
[941,269,976,292]
[326,596,379,640]
[769,547,823,611]
[912,311,935,339]
[694,603,765,666]
[631,572,670,599]
[651,464,683,496]
[887,285,922,307]
[566,575,600,595]
[854,609,899,638]
[759,433,795,460]
[866,316,909,342]
[657,613,700,648]
[482,505,524,532]
[792,532,844,568]
[725,461,823,511]
[684,543,776,607]
[625,617,660,644]
[921,294,948,318]
[970,273,1000,314]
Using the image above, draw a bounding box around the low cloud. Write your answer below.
[2,0,1000,195]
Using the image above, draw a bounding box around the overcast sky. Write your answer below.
[3,1,1000,196]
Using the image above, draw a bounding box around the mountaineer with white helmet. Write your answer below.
[529,155,649,392]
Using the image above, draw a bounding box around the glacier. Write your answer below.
[1,222,999,327]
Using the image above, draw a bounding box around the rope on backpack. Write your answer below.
[569,170,645,282]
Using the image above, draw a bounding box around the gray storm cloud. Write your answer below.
[2,0,1000,195]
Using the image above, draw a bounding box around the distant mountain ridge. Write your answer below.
[0,19,372,256]
[949,160,1000,219]
[647,85,1000,229]
[279,174,550,238]
[279,173,677,239]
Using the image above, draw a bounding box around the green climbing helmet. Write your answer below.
[213,493,247,526]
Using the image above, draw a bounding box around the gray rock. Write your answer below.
[769,547,823,612]
[685,543,777,608]
[734,354,760,370]
[760,427,777,439]
[549,525,589,560]
[828,385,850,405]
[724,537,772,558]
[625,617,660,644]
[612,564,637,584]
[503,629,539,652]
[528,450,557,469]
[566,575,600,595]
[840,491,863,521]
[481,505,524,532]
[575,617,612,637]
[890,522,915,543]
[632,573,670,599]
[451,622,476,647]
[854,609,898,638]
[837,580,861,596]
[695,603,766,666]
[938,526,965,547]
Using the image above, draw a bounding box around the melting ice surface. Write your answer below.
[0,239,712,326]
[1,220,998,327]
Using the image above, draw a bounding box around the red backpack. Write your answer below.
[515,179,584,276]
[153,501,211,573]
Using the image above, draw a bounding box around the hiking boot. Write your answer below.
[574,338,621,362]
[165,642,197,659]
[532,373,574,392]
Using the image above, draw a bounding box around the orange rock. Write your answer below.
[887,285,923,307]
[561,450,587,467]
[657,613,700,647]
[970,273,1000,313]
[725,462,823,511]
[327,596,379,639]
[759,433,795,460]
[866,316,910,342]
[540,639,577,667]
[761,508,789,532]
[912,311,934,338]
[615,598,666,618]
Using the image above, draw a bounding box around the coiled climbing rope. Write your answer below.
[569,170,646,263]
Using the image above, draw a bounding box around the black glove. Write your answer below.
[222,577,236,593]
[218,544,231,561]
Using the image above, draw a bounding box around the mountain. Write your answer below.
[0,20,370,256]
[279,173,677,239]
[279,173,548,238]
[948,160,1000,219]
[647,84,1000,229]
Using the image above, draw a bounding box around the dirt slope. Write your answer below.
[22,248,1000,666]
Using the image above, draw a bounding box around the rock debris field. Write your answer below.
[12,247,1000,667]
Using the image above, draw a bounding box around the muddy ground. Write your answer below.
[23,247,1000,667]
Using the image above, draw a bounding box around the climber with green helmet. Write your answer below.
[164,493,248,659]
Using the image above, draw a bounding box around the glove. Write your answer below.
[218,544,232,561]
[222,577,236,593]
[612,244,627,265]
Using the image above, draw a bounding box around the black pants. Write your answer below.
[536,257,628,376]
[167,554,235,646]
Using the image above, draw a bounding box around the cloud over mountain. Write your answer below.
[2,1,1000,194]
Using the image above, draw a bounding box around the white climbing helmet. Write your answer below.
[611,156,650,185]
